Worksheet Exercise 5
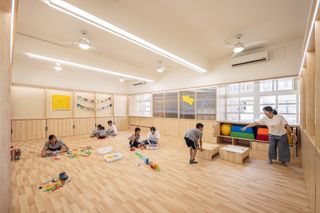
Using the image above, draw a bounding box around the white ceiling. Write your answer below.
[14,0,312,83]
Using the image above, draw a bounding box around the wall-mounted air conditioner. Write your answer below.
[230,51,269,67]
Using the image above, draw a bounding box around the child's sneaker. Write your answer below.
[189,159,198,164]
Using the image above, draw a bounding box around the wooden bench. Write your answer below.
[197,143,220,160]
[220,145,249,164]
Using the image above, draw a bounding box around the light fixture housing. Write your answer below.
[25,53,154,82]
[54,63,62,71]
[157,67,164,73]
[233,42,245,53]
[47,0,207,73]
[119,79,124,82]
[78,37,90,50]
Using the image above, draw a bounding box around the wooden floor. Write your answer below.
[11,131,310,213]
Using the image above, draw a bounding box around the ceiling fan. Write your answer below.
[225,34,268,57]
[156,60,172,73]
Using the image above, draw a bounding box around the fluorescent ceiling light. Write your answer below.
[25,53,154,82]
[299,0,320,76]
[47,0,207,73]
[233,42,244,53]
[119,79,124,82]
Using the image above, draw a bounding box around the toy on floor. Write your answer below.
[130,148,136,151]
[66,146,93,158]
[11,146,21,161]
[97,146,113,154]
[146,144,159,150]
[104,152,123,162]
[39,172,70,192]
[135,152,160,172]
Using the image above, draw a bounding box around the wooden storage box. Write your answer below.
[251,141,269,152]
[197,143,220,160]
[220,145,249,164]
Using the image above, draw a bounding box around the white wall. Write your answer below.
[127,39,303,94]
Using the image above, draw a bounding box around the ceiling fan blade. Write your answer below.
[245,40,268,50]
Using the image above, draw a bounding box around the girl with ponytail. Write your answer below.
[242,106,296,165]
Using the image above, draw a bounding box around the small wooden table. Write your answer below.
[220,145,249,164]
[197,143,220,160]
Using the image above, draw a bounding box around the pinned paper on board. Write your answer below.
[182,95,194,106]
[52,94,71,111]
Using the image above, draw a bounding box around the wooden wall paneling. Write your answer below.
[11,119,46,142]
[114,117,129,130]
[166,118,179,137]
[316,151,320,213]
[73,118,96,135]
[301,130,316,213]
[1,1,18,212]
[153,117,166,135]
[47,119,74,137]
[306,52,316,137]
[315,21,320,150]
[300,77,306,129]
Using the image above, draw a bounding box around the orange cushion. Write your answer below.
[257,128,268,135]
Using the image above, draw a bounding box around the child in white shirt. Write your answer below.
[106,120,117,137]
[143,127,160,145]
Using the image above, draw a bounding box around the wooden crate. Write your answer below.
[251,141,269,152]
[220,145,249,164]
[197,143,220,160]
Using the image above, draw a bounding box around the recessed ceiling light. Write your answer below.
[54,63,62,71]
[119,79,124,82]
[47,0,207,73]
[25,53,154,82]
[78,37,90,50]
[233,42,244,53]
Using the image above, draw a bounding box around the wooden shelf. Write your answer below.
[217,135,269,144]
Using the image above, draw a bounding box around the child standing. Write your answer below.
[106,120,118,137]
[129,127,141,148]
[184,123,204,164]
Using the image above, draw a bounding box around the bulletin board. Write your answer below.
[47,89,73,118]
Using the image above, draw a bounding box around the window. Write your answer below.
[196,87,216,120]
[165,92,178,118]
[277,78,294,90]
[153,93,164,117]
[217,77,299,124]
[260,80,274,92]
[180,90,195,119]
[129,94,152,117]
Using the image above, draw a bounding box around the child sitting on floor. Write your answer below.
[129,127,141,148]
[106,120,118,137]
[143,127,160,146]
[91,124,103,137]
[41,134,69,157]
[97,126,107,139]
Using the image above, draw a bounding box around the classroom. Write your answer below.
[1,0,320,212]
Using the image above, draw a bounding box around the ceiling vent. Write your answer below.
[132,81,146,86]
[230,51,269,67]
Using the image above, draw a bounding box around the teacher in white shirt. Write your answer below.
[241,106,296,165]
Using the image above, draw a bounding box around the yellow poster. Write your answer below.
[182,95,194,106]
[52,94,71,111]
